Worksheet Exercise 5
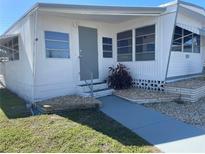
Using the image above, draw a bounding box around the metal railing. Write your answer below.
[84,72,94,97]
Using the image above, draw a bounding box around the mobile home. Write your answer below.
[0,0,205,102]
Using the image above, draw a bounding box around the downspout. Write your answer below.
[32,7,39,106]
[165,0,180,81]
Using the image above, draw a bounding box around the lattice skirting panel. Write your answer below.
[132,79,165,91]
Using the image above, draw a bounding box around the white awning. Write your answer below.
[176,23,200,34]
[0,34,19,44]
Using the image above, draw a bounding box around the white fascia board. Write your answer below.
[39,8,163,16]
[38,3,166,16]
[38,3,166,12]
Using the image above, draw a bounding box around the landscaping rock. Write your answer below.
[143,97,205,130]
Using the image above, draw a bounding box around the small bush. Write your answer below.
[107,64,133,90]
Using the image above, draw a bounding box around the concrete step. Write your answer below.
[79,88,114,98]
[78,81,105,87]
[77,82,108,93]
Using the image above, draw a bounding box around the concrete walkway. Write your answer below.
[99,95,205,153]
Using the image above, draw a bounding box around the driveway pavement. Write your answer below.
[99,95,205,153]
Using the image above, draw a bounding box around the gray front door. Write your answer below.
[78,26,99,81]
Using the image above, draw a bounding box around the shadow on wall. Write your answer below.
[0,88,31,119]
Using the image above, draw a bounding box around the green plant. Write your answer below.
[108,64,133,90]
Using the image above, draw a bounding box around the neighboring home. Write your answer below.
[0,0,205,103]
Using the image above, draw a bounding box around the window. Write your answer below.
[135,25,155,61]
[171,26,200,53]
[45,31,70,58]
[3,36,19,61]
[102,37,112,58]
[193,34,200,53]
[117,30,132,62]
[171,26,182,52]
[183,29,193,53]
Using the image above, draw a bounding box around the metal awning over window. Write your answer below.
[176,23,205,37]
[176,23,200,35]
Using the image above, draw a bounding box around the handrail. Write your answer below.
[84,72,94,97]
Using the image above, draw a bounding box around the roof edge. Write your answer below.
[3,1,205,35]
[38,2,166,11]
[2,3,166,35]
[3,3,40,35]
[178,0,205,11]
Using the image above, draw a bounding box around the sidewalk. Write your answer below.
[100,96,205,153]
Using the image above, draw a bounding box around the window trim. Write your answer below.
[44,31,70,59]
[135,24,156,61]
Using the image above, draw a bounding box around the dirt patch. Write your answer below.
[36,95,102,113]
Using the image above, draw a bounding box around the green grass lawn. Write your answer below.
[0,88,159,153]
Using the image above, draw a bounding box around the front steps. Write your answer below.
[78,81,114,98]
